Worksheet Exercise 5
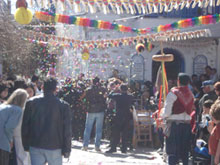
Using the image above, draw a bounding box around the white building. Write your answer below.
[55,4,220,83]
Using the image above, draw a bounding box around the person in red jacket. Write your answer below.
[161,73,194,165]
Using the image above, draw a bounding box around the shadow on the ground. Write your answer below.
[71,140,159,160]
[104,152,156,160]
[129,153,156,160]
[103,148,156,160]
[72,145,96,151]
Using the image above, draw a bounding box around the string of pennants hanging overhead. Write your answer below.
[21,29,211,50]
[35,11,220,34]
[28,0,220,15]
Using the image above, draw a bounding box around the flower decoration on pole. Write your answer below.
[14,0,33,25]
[152,36,173,129]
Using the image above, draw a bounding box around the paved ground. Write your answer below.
[63,140,165,165]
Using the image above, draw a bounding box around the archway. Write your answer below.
[152,48,185,83]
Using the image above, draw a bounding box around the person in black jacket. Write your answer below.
[22,77,72,165]
[106,84,134,154]
[81,77,107,152]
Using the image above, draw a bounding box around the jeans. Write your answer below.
[29,147,62,165]
[166,122,191,165]
[83,112,104,148]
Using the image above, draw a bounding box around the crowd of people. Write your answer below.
[154,65,220,165]
[0,65,220,165]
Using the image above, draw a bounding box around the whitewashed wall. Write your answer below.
[55,9,220,81]
[83,39,218,81]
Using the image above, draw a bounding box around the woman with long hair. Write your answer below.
[13,87,32,165]
[0,89,28,164]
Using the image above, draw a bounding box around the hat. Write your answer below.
[201,80,214,88]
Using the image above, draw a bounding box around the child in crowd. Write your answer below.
[208,101,220,165]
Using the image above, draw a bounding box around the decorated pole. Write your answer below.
[152,36,174,128]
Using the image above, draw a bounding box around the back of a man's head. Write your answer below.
[31,75,39,83]
[93,77,100,85]
[44,77,57,93]
[178,73,190,86]
[114,79,122,86]
[14,78,26,90]
[191,74,198,80]
[120,84,128,93]
[205,65,212,71]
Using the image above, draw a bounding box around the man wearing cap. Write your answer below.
[161,73,194,165]
[199,80,217,109]
[198,80,217,121]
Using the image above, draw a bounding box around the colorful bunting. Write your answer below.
[22,29,210,51]
[35,11,220,34]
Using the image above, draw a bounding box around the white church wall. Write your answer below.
[54,7,220,81]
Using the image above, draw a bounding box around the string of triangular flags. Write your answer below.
[28,0,220,15]
[21,29,210,51]
[35,11,220,34]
